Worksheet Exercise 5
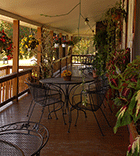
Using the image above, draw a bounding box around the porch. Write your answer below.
[0,64,129,156]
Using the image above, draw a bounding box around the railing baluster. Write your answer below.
[0,83,1,103]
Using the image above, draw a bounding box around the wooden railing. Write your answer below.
[0,55,72,107]
[0,54,95,107]
[0,65,38,77]
[0,68,32,107]
[72,55,94,64]
[53,55,72,77]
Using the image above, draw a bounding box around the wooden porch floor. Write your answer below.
[0,66,130,156]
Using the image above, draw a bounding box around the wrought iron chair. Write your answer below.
[25,81,66,125]
[0,121,49,156]
[68,78,111,136]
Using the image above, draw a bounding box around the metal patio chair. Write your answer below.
[25,81,66,125]
[0,121,49,156]
[68,78,111,136]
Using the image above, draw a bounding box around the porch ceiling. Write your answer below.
[0,0,118,36]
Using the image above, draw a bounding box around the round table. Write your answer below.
[40,76,95,112]
[0,139,25,156]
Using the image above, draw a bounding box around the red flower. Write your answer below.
[2,39,6,42]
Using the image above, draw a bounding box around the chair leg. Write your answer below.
[38,107,45,124]
[67,106,73,133]
[48,106,52,119]
[74,110,79,126]
[102,101,106,108]
[61,103,66,125]
[81,109,87,118]
[100,107,111,127]
[104,97,113,113]
[92,112,105,136]
[53,104,58,120]
[27,99,33,117]
[27,103,36,122]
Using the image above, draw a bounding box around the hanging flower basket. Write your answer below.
[20,35,39,58]
[0,30,13,59]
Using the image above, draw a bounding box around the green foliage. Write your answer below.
[107,56,140,156]
[93,1,127,76]
[92,25,108,75]
[93,28,108,49]
[0,30,13,58]
[20,35,39,59]
[114,106,132,133]
[105,1,127,50]
[32,26,55,79]
[0,20,37,59]
[72,37,93,55]
[112,56,140,135]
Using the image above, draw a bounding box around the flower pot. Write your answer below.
[63,76,71,81]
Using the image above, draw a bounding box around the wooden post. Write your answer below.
[59,33,63,58]
[12,20,19,101]
[50,30,53,45]
[66,57,68,70]
[71,54,72,67]
[37,27,42,79]
[50,30,53,77]
[65,35,69,56]
[6,66,10,100]
[60,59,62,76]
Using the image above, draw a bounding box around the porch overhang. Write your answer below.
[0,0,118,36]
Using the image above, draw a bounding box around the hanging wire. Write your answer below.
[78,0,81,38]
[40,2,80,17]
[40,0,94,36]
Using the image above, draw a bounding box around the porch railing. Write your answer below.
[72,54,94,64]
[53,55,72,77]
[0,54,94,107]
[0,68,32,107]
[0,55,72,107]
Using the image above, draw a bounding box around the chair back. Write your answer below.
[0,121,49,156]
[71,78,107,111]
[25,82,49,105]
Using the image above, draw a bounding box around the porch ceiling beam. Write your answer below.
[0,8,42,27]
[0,8,72,35]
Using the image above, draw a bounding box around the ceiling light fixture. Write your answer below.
[85,18,89,25]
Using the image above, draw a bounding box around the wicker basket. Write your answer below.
[63,76,71,81]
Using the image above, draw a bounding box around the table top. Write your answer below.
[0,139,25,156]
[40,76,95,85]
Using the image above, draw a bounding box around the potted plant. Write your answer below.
[105,1,127,22]
[104,1,127,49]
[61,70,72,81]
[107,56,140,155]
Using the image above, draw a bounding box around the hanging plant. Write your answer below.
[104,1,127,49]
[0,30,13,59]
[67,40,74,46]
[20,35,39,59]
[31,27,55,79]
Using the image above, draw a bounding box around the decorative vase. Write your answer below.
[63,76,71,81]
